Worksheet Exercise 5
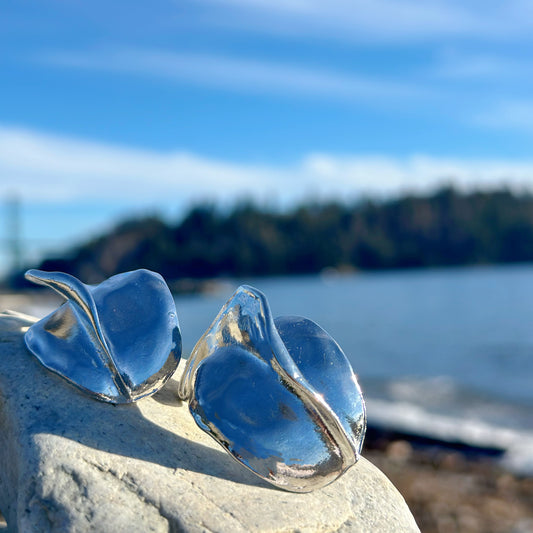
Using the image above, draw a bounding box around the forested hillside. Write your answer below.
[12,186,533,286]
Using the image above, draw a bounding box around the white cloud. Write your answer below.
[39,48,427,103]
[0,125,287,204]
[302,153,533,195]
[2,125,533,208]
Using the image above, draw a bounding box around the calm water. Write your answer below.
[176,265,533,403]
[174,265,533,472]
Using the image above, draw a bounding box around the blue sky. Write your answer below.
[2,0,533,272]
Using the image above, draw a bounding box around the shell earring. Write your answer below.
[178,285,366,493]
[23,269,182,403]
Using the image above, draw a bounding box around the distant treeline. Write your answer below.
[11,186,533,286]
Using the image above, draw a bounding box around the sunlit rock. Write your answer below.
[0,310,419,532]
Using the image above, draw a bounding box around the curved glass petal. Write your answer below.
[24,269,181,403]
[179,285,366,492]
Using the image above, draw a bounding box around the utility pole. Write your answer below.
[6,195,22,273]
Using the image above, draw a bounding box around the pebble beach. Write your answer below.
[365,439,533,533]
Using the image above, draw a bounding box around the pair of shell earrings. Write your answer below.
[24,268,366,493]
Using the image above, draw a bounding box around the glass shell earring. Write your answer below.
[178,285,366,493]
[24,269,182,403]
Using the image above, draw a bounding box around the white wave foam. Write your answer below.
[367,398,533,475]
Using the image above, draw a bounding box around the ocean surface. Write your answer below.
[173,265,533,475]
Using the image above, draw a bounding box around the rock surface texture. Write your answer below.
[0,311,419,532]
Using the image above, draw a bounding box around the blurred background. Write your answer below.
[2,2,533,531]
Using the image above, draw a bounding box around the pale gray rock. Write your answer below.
[0,311,419,533]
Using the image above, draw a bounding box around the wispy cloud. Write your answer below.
[431,50,533,81]
[38,47,427,103]
[192,0,533,43]
[474,100,533,133]
[3,125,533,207]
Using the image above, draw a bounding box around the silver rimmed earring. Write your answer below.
[178,285,366,493]
[24,269,182,403]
